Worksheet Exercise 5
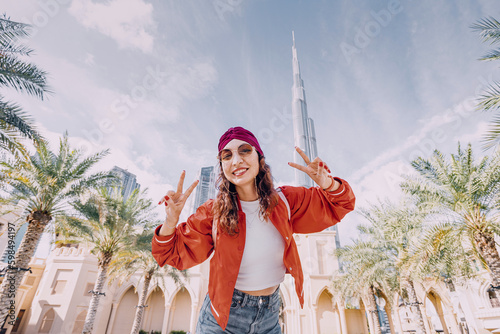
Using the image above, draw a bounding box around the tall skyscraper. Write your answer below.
[108,166,140,200]
[191,166,217,214]
[291,32,340,248]
[291,31,317,188]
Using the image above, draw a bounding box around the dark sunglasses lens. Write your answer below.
[220,150,232,161]
[219,144,253,162]
[238,144,253,156]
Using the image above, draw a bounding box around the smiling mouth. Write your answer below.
[232,168,248,176]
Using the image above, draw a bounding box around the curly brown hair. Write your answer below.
[212,153,278,235]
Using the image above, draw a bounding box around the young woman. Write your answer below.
[152,126,355,333]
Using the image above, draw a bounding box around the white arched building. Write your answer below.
[3,228,361,334]
[1,221,500,333]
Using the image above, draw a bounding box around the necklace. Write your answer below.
[241,201,260,229]
[246,211,259,229]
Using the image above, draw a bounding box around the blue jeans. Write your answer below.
[196,288,282,334]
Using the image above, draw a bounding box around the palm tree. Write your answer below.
[472,17,500,149]
[59,187,156,334]
[402,143,500,300]
[333,238,398,334]
[0,134,110,322]
[0,16,50,154]
[359,199,445,334]
[108,244,187,334]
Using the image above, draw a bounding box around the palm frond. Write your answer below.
[471,17,500,44]
[479,48,500,61]
[481,114,500,150]
[1,133,109,217]
[477,82,500,112]
[0,53,50,99]
[0,96,41,140]
[0,17,30,48]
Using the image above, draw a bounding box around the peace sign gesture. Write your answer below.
[158,171,199,232]
[288,146,337,191]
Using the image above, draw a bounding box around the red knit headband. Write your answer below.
[218,126,264,156]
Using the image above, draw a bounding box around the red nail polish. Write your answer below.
[158,201,162,205]
[319,162,323,167]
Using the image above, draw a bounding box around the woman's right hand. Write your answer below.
[158,170,199,235]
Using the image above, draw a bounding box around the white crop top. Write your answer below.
[235,200,286,291]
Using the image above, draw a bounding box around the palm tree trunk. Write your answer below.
[404,279,428,334]
[130,272,152,334]
[0,212,50,323]
[367,286,382,334]
[474,231,500,298]
[82,259,110,334]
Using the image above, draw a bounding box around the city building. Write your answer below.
[291,32,341,249]
[291,31,316,189]
[192,166,217,214]
[107,166,140,200]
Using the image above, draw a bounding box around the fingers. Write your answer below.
[288,161,308,172]
[176,170,186,194]
[159,171,197,206]
[184,180,199,199]
[158,195,170,206]
[158,195,168,205]
[318,161,331,174]
[295,146,310,165]
[289,156,332,177]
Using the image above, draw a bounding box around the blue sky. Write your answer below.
[3,0,499,246]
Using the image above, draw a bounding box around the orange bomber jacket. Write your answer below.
[152,177,355,330]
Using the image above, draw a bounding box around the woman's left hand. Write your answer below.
[288,146,336,190]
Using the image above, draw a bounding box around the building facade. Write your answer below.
[107,166,141,200]
[291,31,316,190]
[2,228,500,334]
[291,33,340,248]
[192,166,217,214]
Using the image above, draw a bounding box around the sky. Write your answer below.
[2,0,499,247]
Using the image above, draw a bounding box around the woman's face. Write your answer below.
[220,139,260,189]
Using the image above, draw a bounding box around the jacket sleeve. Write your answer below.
[280,177,355,234]
[152,200,215,270]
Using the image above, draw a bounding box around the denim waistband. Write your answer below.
[232,287,280,308]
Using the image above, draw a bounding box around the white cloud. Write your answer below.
[338,159,409,246]
[453,121,489,146]
[68,0,155,53]
[350,96,478,183]
[83,53,95,66]
[340,104,491,246]
[33,123,174,221]
[155,61,218,117]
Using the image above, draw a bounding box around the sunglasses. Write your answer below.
[218,143,254,162]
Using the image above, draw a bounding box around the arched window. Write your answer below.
[72,310,87,334]
[39,308,55,333]
[488,287,500,308]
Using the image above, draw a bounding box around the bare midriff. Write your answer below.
[239,285,279,296]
